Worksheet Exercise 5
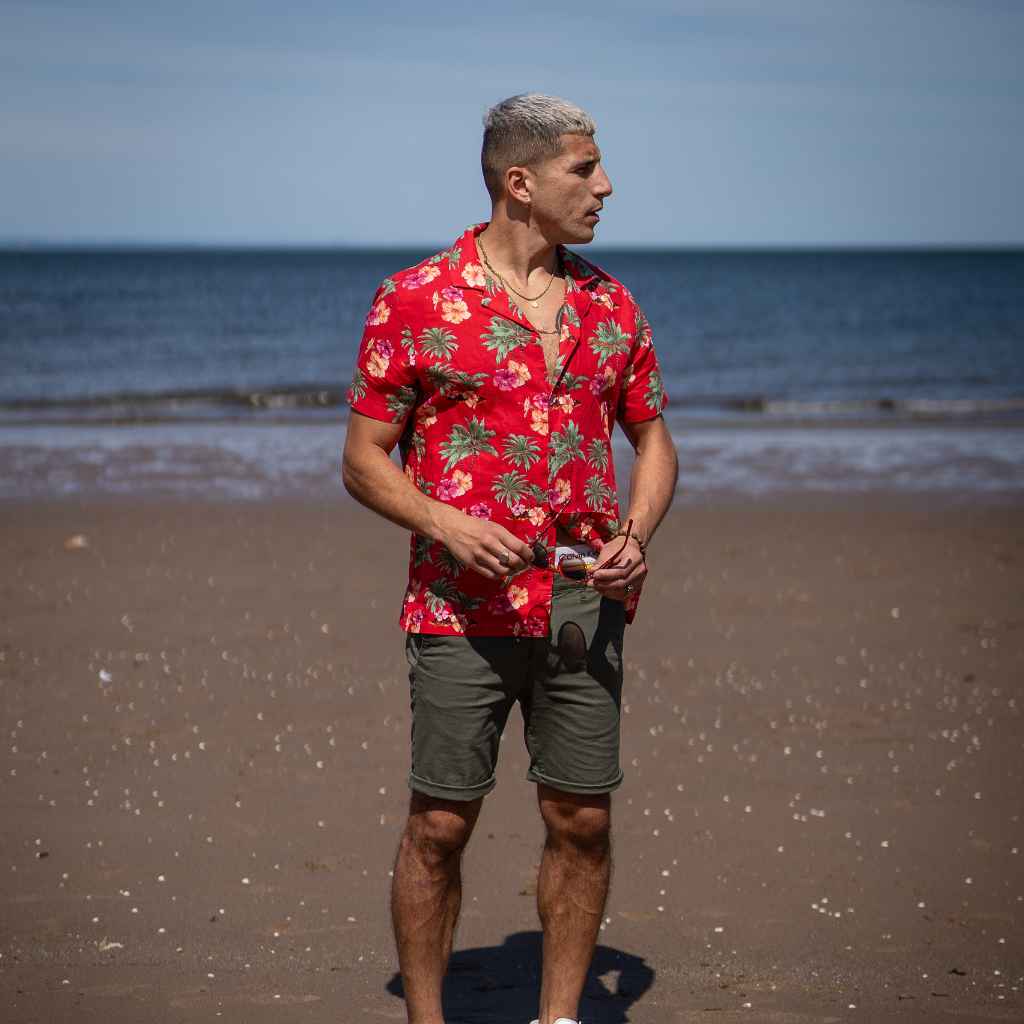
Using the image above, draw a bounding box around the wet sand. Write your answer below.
[1,494,1022,1023]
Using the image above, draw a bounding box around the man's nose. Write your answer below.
[594,165,613,199]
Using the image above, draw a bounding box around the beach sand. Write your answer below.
[1,494,1022,1023]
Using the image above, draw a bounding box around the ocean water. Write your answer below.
[1,246,1022,500]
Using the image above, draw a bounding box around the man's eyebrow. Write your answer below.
[571,154,601,169]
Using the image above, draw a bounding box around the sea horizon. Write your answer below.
[3,245,1022,500]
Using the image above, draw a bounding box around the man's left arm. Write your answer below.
[590,414,678,599]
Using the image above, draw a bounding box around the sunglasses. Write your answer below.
[505,515,635,586]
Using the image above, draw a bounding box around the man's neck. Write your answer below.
[476,212,561,290]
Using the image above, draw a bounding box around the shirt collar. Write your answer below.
[447,222,600,294]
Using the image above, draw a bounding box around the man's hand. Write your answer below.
[589,535,647,601]
[436,507,535,580]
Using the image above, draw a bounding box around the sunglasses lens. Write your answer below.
[532,541,549,569]
[559,560,589,581]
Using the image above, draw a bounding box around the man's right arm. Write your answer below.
[341,410,533,580]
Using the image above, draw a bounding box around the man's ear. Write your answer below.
[505,165,531,205]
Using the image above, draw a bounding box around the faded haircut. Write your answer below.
[481,93,597,201]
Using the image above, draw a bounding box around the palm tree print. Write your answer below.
[492,471,530,508]
[424,578,481,615]
[437,546,465,577]
[386,385,418,422]
[548,420,584,479]
[426,363,488,401]
[583,474,615,511]
[586,438,609,472]
[634,307,652,345]
[419,327,459,360]
[527,482,548,505]
[413,534,435,568]
[590,319,631,367]
[645,370,665,411]
[558,303,580,333]
[439,417,498,471]
[400,325,417,361]
[482,317,532,363]
[554,365,589,392]
[379,277,396,297]
[502,434,542,470]
[348,367,367,402]
[408,432,426,460]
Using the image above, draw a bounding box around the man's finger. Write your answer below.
[486,542,527,573]
[471,552,500,579]
[496,527,534,564]
[593,558,633,578]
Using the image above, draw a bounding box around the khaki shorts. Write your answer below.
[403,576,627,801]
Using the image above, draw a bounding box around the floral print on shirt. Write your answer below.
[346,223,668,636]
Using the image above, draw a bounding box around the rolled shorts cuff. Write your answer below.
[525,766,624,796]
[408,770,497,802]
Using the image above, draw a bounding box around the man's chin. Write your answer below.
[563,224,596,245]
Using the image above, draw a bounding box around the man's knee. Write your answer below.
[539,789,611,853]
[400,792,482,866]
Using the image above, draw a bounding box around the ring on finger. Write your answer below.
[498,550,510,567]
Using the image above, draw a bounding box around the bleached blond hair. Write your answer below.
[481,93,597,200]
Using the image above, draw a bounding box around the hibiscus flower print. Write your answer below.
[527,506,548,527]
[441,298,471,325]
[524,394,550,436]
[437,469,473,501]
[593,291,615,311]
[416,404,437,429]
[407,608,425,632]
[461,262,487,288]
[366,338,393,378]
[548,479,571,506]
[494,360,531,391]
[507,584,529,610]
[438,285,471,325]
[468,502,491,519]
[365,300,391,326]
[590,365,615,397]
[402,264,441,290]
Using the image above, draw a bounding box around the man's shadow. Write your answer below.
[385,930,654,1023]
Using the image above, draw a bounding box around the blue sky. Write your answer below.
[2,0,1022,246]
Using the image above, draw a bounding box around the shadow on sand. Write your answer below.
[385,929,655,1023]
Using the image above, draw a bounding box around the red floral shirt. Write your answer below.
[346,223,668,636]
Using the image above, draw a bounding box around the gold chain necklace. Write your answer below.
[477,236,557,308]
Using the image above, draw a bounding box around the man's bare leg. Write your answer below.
[534,783,612,1024]
[390,791,483,1024]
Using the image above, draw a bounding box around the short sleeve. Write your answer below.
[346,280,419,425]
[617,296,668,424]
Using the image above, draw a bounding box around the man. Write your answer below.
[342,93,678,1024]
